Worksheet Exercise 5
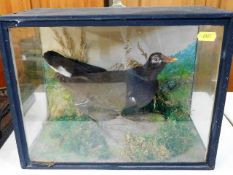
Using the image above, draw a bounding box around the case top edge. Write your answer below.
[0,6,233,22]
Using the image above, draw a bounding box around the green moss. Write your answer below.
[154,42,197,121]
[156,62,195,121]
[149,113,166,122]
[156,121,197,156]
[64,122,110,159]
[49,114,90,121]
[46,84,78,119]
[38,121,111,160]
[44,62,80,120]
[155,80,192,121]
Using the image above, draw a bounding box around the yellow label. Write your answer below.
[197,32,217,42]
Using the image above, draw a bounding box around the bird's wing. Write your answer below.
[126,69,157,109]
[43,51,106,77]
[72,59,106,76]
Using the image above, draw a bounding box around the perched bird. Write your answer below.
[43,51,177,120]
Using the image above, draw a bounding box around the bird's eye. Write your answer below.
[151,56,161,64]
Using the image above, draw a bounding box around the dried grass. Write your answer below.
[109,41,146,70]
[51,28,88,62]
[123,133,170,161]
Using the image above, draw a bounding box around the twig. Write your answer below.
[137,42,148,60]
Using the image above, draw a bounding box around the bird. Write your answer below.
[43,51,177,120]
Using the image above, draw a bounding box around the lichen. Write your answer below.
[124,133,170,161]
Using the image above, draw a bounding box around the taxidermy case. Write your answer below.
[0,6,233,169]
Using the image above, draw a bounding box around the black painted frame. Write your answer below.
[0,7,233,170]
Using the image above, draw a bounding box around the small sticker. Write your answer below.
[197,32,217,42]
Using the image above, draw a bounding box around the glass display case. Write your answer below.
[0,7,233,169]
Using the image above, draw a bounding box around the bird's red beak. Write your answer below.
[162,55,177,63]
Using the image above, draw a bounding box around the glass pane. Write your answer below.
[10,25,223,163]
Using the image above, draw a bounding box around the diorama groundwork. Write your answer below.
[29,42,206,163]
[30,119,205,162]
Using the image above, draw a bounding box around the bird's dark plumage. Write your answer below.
[44,51,106,77]
[43,51,177,118]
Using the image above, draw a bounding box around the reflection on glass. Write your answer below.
[10,25,223,163]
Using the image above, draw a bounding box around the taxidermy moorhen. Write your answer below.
[43,51,177,120]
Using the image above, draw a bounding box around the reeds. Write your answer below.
[51,28,88,62]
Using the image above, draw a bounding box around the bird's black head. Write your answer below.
[147,52,177,69]
[143,52,177,80]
